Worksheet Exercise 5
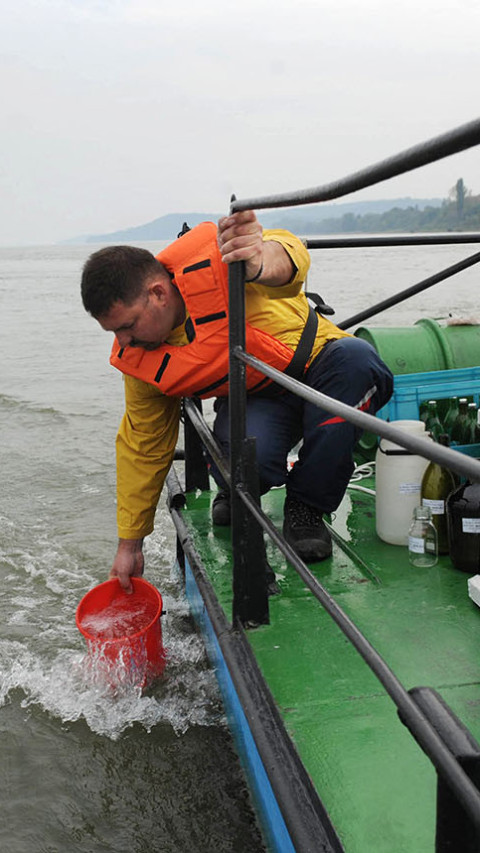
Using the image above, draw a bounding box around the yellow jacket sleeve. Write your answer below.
[116,375,181,539]
[260,229,311,297]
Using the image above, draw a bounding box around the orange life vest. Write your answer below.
[110,221,304,398]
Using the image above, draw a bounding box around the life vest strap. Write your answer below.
[284,305,318,380]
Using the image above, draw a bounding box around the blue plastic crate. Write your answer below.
[377,365,480,423]
[371,365,480,461]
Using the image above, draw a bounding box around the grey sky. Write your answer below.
[1,0,479,245]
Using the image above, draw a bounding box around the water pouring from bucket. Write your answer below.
[76,577,165,688]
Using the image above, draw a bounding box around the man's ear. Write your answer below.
[148,279,169,303]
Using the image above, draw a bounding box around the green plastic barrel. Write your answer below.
[355,318,480,375]
[354,318,480,460]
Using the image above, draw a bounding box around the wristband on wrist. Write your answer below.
[246,261,264,283]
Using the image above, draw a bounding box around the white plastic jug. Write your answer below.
[375,420,431,546]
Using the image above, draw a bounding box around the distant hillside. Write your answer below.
[86,212,222,244]
[75,197,444,244]
[300,193,480,234]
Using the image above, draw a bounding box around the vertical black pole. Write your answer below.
[183,398,210,492]
[402,688,480,852]
[228,199,269,626]
[239,437,271,625]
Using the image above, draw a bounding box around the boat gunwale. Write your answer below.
[167,473,345,853]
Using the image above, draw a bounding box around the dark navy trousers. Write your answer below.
[212,337,393,514]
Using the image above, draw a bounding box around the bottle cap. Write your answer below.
[414,505,432,520]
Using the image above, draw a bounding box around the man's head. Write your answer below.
[81,246,185,350]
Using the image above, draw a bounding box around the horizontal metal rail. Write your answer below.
[237,484,480,831]
[178,396,480,832]
[306,233,480,249]
[338,249,480,329]
[235,348,480,483]
[179,394,480,832]
[167,467,344,853]
[213,118,480,841]
[231,117,480,211]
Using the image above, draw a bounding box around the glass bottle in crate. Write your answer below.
[424,400,443,442]
[421,434,456,554]
[450,397,470,446]
[474,409,480,445]
[446,481,480,573]
[408,505,438,567]
[443,396,459,438]
[419,400,430,424]
[467,402,478,444]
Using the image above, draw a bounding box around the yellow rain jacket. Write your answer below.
[115,227,350,539]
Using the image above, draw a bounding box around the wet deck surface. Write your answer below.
[181,481,480,852]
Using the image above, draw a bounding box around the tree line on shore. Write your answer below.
[296,179,480,234]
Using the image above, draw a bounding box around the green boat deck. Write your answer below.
[180,479,480,852]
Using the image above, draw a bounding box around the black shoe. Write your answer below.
[212,490,231,526]
[265,563,280,596]
[283,496,332,562]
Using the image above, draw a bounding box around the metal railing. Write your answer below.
[231,117,480,211]
[179,117,480,851]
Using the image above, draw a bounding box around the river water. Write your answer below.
[0,236,477,852]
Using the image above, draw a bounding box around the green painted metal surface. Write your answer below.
[355,319,480,374]
[181,482,480,852]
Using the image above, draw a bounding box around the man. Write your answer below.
[81,210,393,590]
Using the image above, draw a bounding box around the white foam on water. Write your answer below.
[0,619,224,741]
[0,508,225,740]
[79,597,156,639]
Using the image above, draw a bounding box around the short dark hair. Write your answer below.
[81,245,167,317]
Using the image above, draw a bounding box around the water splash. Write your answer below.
[78,597,158,640]
[0,508,225,740]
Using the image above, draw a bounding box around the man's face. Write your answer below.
[98,281,183,350]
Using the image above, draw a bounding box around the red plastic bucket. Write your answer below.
[76,577,165,686]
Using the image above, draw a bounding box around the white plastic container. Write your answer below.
[375,420,431,546]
